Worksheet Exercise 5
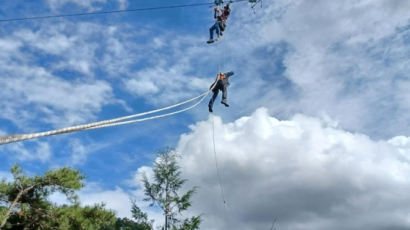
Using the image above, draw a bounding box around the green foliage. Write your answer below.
[173,216,201,230]
[131,201,147,223]
[0,178,9,220]
[0,207,7,228]
[0,165,157,230]
[0,152,202,230]
[129,201,152,230]
[3,165,84,204]
[50,204,116,230]
[115,217,152,230]
[138,148,201,230]
[0,165,86,229]
[0,165,118,230]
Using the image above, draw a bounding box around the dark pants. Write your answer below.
[209,81,227,108]
[220,21,226,31]
[209,22,226,40]
[209,22,222,40]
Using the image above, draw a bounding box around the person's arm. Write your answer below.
[225,71,234,77]
[214,7,220,19]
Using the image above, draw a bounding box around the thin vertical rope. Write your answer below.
[270,218,277,230]
[217,41,222,74]
[211,115,226,205]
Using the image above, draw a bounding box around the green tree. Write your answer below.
[139,148,200,230]
[0,165,116,230]
[111,202,152,230]
[114,217,142,230]
[0,165,84,229]
[50,204,116,230]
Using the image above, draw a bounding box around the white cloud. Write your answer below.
[123,71,209,105]
[77,181,163,227]
[0,39,22,53]
[117,0,128,10]
[156,107,410,230]
[80,185,132,217]
[4,0,409,139]
[130,165,153,188]
[47,0,107,11]
[59,138,123,167]
[0,22,132,129]
[106,0,410,138]
[126,79,159,95]
[121,35,220,106]
[14,23,99,76]
[241,0,410,47]
[7,21,140,79]
[203,0,410,138]
[0,66,114,127]
[68,139,88,165]
[3,141,52,162]
[48,182,146,220]
[47,0,128,11]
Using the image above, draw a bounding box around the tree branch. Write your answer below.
[0,184,37,229]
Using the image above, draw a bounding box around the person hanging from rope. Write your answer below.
[207,3,231,44]
[208,71,235,112]
[219,3,231,36]
[206,6,222,44]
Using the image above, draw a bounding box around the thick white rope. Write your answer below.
[0,89,211,145]
[85,90,211,130]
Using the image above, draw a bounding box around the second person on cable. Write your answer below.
[207,3,231,44]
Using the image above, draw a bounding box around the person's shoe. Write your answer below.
[216,36,222,41]
[209,106,213,112]
[207,39,214,44]
[221,100,229,107]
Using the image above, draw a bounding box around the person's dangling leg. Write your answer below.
[207,23,218,43]
[215,22,221,40]
[221,85,229,107]
[208,89,219,112]
[219,21,226,36]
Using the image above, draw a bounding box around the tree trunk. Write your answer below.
[1,190,24,229]
[165,172,169,230]
[0,185,36,229]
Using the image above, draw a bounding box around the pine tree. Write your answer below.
[0,165,116,230]
[0,165,85,229]
[139,148,201,230]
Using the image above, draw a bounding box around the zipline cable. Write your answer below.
[0,89,211,145]
[0,0,249,23]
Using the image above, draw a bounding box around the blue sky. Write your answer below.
[0,0,216,179]
[2,0,410,229]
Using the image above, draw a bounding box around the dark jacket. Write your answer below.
[210,71,235,89]
[220,71,234,86]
